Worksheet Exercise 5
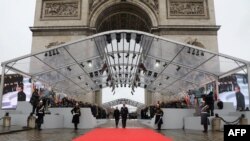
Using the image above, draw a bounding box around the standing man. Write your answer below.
[113,107,120,128]
[71,103,81,130]
[121,104,129,128]
[36,100,45,130]
[30,89,40,115]
[17,84,26,101]
[154,104,164,130]
[235,86,245,111]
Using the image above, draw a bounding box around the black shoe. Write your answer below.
[203,130,207,133]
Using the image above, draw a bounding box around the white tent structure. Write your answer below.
[1,30,250,108]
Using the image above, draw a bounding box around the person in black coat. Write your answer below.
[205,92,214,116]
[17,84,26,101]
[36,100,45,130]
[154,104,164,130]
[71,103,81,130]
[30,89,40,115]
[113,107,120,128]
[235,86,245,111]
[121,104,129,128]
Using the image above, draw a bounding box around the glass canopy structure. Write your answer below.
[1,30,250,99]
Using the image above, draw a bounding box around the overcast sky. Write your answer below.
[0,0,250,68]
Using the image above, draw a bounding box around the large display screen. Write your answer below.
[1,74,32,109]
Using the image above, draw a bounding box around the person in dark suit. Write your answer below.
[113,107,120,128]
[205,92,214,116]
[30,89,40,115]
[235,86,245,111]
[17,84,26,101]
[36,100,45,130]
[121,104,128,128]
[71,103,81,130]
[154,104,164,130]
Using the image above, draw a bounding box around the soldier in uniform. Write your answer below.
[121,104,128,128]
[71,103,81,130]
[113,107,120,128]
[154,104,164,130]
[36,100,45,130]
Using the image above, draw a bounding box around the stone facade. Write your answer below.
[31,0,219,104]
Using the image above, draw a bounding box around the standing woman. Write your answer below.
[154,104,164,130]
[113,107,120,128]
[36,100,45,130]
[71,103,81,130]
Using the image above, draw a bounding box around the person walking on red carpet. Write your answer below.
[113,107,120,128]
[121,104,129,128]
[71,103,81,130]
[154,104,164,130]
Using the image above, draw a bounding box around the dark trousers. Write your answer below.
[115,119,119,128]
[122,118,127,128]
[157,123,162,130]
[74,123,78,130]
[31,105,36,115]
[203,124,208,132]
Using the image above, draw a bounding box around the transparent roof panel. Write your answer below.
[2,30,248,96]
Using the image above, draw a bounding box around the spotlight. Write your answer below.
[163,62,168,67]
[118,53,121,58]
[166,76,170,80]
[67,66,71,71]
[148,71,152,76]
[87,60,92,67]
[155,60,160,67]
[53,50,56,55]
[116,33,121,43]
[94,71,98,77]
[49,51,52,56]
[78,76,81,80]
[125,53,129,58]
[80,63,85,68]
[56,49,60,55]
[176,66,181,71]
[196,50,199,56]
[109,54,115,59]
[187,47,191,54]
[126,33,131,42]
[201,51,204,56]
[192,49,195,55]
[106,34,112,44]
[153,72,158,78]
[89,72,94,78]
[45,52,48,57]
[135,34,142,43]
[132,54,136,59]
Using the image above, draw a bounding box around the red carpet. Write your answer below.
[73,128,173,141]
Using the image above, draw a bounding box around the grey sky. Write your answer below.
[0,0,250,71]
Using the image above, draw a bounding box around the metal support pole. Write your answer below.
[247,64,250,108]
[0,65,6,109]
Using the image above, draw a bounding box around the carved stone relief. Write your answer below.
[167,0,209,19]
[140,0,159,13]
[45,41,65,49]
[89,0,108,13]
[41,0,81,20]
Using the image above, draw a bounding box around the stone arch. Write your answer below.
[89,1,158,32]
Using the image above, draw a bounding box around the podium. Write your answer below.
[3,116,11,127]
